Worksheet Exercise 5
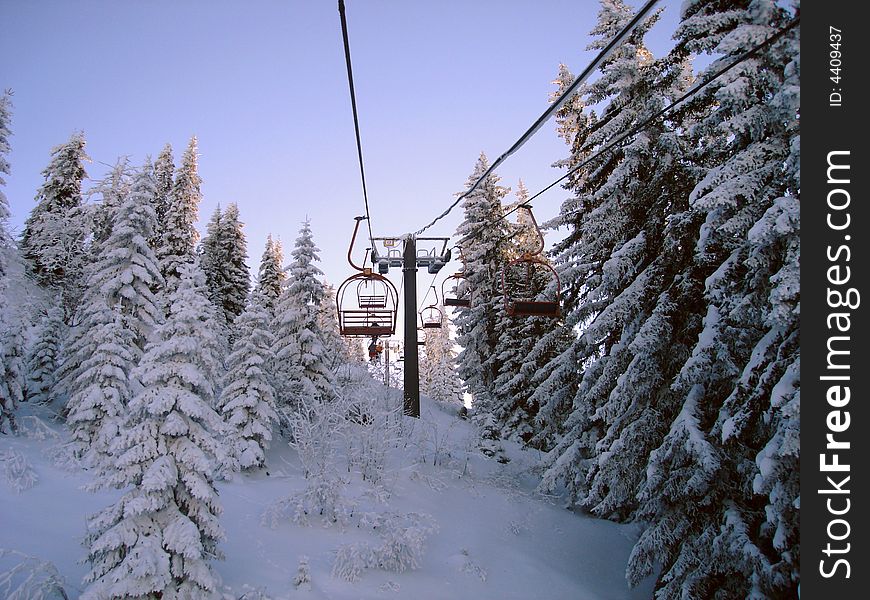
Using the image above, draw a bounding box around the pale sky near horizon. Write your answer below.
[2,0,683,324]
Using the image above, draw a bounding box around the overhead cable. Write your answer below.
[413,0,661,236]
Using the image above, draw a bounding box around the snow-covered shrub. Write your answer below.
[0,549,67,600]
[2,448,37,493]
[369,511,438,573]
[459,548,487,582]
[331,542,373,583]
[342,371,405,484]
[293,555,311,590]
[331,512,438,582]
[16,416,60,441]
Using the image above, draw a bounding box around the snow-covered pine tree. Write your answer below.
[201,203,250,334]
[491,182,569,444]
[63,158,164,447]
[91,157,134,248]
[627,3,801,597]
[421,303,463,408]
[82,261,225,598]
[538,0,698,513]
[218,291,278,471]
[157,136,202,299]
[96,158,164,353]
[255,234,285,315]
[25,303,66,405]
[453,153,511,414]
[19,131,90,313]
[271,220,334,415]
[66,308,136,466]
[318,282,360,370]
[151,143,174,249]
[452,153,512,459]
[200,205,227,321]
[0,310,25,434]
[0,89,23,434]
[0,89,13,276]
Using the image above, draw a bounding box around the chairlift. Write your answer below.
[420,286,444,329]
[337,217,399,337]
[442,246,472,308]
[502,206,561,318]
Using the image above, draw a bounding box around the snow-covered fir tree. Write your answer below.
[19,131,90,313]
[96,158,164,352]
[453,153,511,409]
[91,157,133,248]
[0,307,25,434]
[538,0,696,511]
[452,153,512,459]
[318,282,361,370]
[200,203,250,333]
[625,3,801,597]
[421,303,463,408]
[0,89,23,434]
[218,291,278,471]
[66,308,136,466]
[255,234,285,315]
[63,158,164,450]
[151,143,174,249]
[25,303,66,405]
[82,261,225,598]
[157,135,201,299]
[0,89,14,276]
[271,220,334,415]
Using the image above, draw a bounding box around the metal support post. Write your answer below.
[403,236,420,417]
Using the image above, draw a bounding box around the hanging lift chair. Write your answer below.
[336,217,399,337]
[502,205,561,318]
[442,246,472,308]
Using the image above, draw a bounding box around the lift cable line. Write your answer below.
[412,0,660,237]
[457,14,801,250]
[338,0,375,249]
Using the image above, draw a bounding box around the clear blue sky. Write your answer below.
[1,0,682,315]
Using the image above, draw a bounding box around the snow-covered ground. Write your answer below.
[1,397,656,599]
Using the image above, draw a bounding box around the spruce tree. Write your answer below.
[96,159,164,352]
[453,153,512,414]
[201,203,250,333]
[0,89,23,433]
[538,0,696,512]
[0,89,14,276]
[218,291,278,471]
[151,143,174,249]
[421,303,463,408]
[255,234,285,315]
[271,221,334,414]
[627,3,801,597]
[25,303,66,405]
[157,136,201,299]
[452,153,512,460]
[82,261,225,598]
[19,131,90,312]
[91,157,133,248]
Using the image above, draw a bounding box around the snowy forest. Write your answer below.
[0,0,799,598]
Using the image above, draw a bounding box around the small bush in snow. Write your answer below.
[331,542,373,583]
[293,555,311,590]
[459,548,487,582]
[0,549,68,600]
[2,448,37,493]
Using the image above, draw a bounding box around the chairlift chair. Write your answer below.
[337,217,400,337]
[502,205,561,318]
